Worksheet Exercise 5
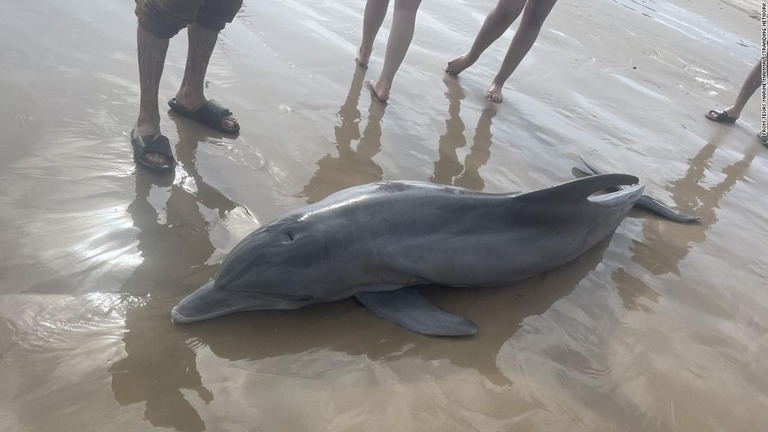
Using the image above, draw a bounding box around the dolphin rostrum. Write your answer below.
[171,169,697,336]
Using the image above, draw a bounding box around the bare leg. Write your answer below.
[446,0,526,75]
[173,23,238,130]
[369,0,423,102]
[135,24,170,166]
[357,0,390,67]
[486,0,557,103]
[722,60,762,119]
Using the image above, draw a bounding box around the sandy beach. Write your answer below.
[1,0,767,431]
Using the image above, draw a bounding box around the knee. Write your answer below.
[520,0,555,28]
[394,0,422,15]
[493,0,525,24]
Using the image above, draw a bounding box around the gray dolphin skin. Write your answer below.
[577,157,699,223]
[171,169,697,336]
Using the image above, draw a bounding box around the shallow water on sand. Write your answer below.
[1,0,767,431]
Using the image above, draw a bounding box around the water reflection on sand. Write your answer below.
[1,0,768,431]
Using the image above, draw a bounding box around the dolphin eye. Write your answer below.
[283,232,295,242]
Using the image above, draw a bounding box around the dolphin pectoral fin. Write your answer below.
[355,287,478,337]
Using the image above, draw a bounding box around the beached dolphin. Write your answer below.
[171,170,697,336]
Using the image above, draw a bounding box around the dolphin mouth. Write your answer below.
[171,280,316,324]
[171,304,240,324]
[171,280,256,324]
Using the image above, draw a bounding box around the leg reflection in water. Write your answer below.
[301,67,385,203]
[110,122,241,432]
[630,142,754,277]
[609,141,754,313]
[432,77,496,191]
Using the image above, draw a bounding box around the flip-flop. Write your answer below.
[168,98,240,134]
[705,109,737,123]
[130,129,176,172]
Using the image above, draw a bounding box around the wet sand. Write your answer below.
[1,0,767,431]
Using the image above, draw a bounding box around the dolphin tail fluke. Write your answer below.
[578,156,700,223]
[635,195,700,223]
[355,287,478,337]
[578,156,607,178]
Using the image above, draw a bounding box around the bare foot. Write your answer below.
[485,83,504,103]
[173,92,239,130]
[368,80,390,103]
[446,53,476,75]
[142,150,168,166]
[356,47,371,68]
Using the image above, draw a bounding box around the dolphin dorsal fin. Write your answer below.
[515,174,639,204]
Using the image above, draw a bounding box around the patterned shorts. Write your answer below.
[135,0,243,38]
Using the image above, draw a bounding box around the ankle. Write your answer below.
[489,80,504,89]
[463,51,480,63]
[175,87,205,107]
[135,118,161,136]
[374,79,391,90]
